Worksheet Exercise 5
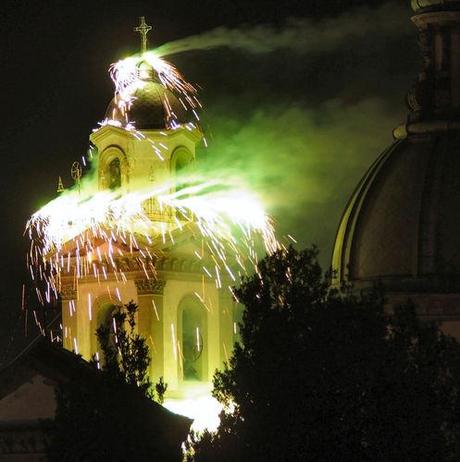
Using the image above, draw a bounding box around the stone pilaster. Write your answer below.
[60,284,77,352]
[219,291,235,367]
[135,279,166,381]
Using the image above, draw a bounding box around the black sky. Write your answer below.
[0,0,415,357]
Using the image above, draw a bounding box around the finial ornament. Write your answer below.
[134,16,152,54]
[57,176,65,193]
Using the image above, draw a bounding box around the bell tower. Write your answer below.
[90,113,201,207]
[60,18,237,404]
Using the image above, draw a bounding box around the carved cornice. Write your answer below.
[115,256,149,272]
[135,279,166,295]
[155,256,201,273]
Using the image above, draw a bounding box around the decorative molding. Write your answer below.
[135,279,166,295]
[155,256,201,273]
[94,293,122,312]
[60,285,77,301]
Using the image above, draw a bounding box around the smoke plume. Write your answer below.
[175,1,416,264]
[156,3,411,57]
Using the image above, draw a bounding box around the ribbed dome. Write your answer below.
[105,79,188,130]
[332,133,460,292]
[411,0,460,12]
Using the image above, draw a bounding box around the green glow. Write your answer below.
[27,170,278,303]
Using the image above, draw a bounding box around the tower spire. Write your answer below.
[134,16,152,54]
[56,176,64,194]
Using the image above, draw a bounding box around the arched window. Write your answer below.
[108,158,121,190]
[179,297,207,382]
[171,148,193,192]
[175,153,190,173]
[99,146,125,192]
[91,300,119,358]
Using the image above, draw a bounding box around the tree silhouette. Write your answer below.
[96,301,152,394]
[188,246,460,462]
[46,301,175,461]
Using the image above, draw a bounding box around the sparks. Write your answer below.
[101,51,200,131]
[26,175,279,305]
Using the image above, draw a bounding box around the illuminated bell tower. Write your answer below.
[60,19,237,399]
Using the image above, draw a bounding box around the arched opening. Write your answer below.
[91,301,119,358]
[98,146,126,191]
[175,153,191,173]
[107,158,121,190]
[179,297,207,382]
[171,148,193,191]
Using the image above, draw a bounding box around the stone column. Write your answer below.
[219,291,234,368]
[135,279,166,382]
[60,285,77,354]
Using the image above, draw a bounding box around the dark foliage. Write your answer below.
[47,372,179,461]
[188,246,460,462]
[46,301,173,461]
[95,301,153,396]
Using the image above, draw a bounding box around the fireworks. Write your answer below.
[26,174,279,305]
[26,49,278,304]
[103,51,201,130]
[21,19,285,436]
[25,43,280,413]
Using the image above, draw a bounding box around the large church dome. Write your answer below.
[333,0,460,324]
[105,63,188,130]
[332,134,460,292]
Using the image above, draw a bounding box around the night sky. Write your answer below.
[0,0,416,358]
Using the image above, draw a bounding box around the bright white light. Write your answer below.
[27,175,279,305]
[105,51,201,129]
[163,394,223,433]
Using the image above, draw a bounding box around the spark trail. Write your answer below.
[102,52,201,130]
[26,176,279,305]
[26,48,279,310]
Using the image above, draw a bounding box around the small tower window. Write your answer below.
[91,301,119,359]
[108,158,121,190]
[175,155,190,174]
[172,148,193,193]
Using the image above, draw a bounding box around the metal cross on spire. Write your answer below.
[134,16,152,54]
